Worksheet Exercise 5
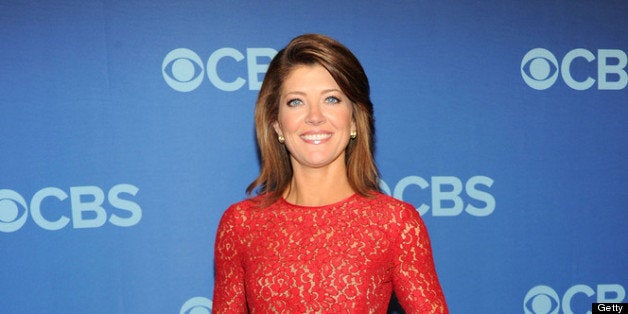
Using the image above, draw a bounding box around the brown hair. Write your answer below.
[246,34,380,205]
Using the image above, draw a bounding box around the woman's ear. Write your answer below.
[272,121,282,137]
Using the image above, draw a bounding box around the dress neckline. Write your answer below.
[278,193,359,209]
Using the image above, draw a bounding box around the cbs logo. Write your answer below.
[380,175,495,217]
[521,48,627,90]
[524,284,626,314]
[180,296,212,314]
[0,184,141,232]
[162,47,277,92]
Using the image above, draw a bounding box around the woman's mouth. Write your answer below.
[300,133,332,144]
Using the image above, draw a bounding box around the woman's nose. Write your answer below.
[305,103,325,125]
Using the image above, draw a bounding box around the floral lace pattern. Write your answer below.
[213,193,448,313]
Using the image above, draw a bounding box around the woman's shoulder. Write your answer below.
[226,196,259,210]
[219,195,267,221]
[358,192,423,224]
[360,192,416,212]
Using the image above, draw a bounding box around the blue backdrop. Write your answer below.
[1,1,626,313]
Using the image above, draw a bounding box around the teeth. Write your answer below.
[301,133,331,141]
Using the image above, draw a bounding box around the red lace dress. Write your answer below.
[213,193,448,313]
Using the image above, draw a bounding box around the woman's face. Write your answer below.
[273,64,356,171]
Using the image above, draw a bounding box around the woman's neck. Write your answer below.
[283,164,355,206]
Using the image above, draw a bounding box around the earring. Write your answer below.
[350,130,357,139]
[278,135,285,143]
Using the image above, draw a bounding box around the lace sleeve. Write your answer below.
[212,205,247,313]
[391,202,449,313]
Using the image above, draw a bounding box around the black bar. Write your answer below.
[592,303,628,314]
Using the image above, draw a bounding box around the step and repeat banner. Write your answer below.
[1,1,626,313]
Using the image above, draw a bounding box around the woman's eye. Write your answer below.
[287,99,303,107]
[325,96,340,104]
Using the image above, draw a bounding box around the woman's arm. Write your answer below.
[391,202,448,313]
[213,205,247,313]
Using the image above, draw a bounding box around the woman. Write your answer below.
[213,34,448,313]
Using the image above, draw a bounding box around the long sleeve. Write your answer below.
[212,205,247,313]
[391,202,448,313]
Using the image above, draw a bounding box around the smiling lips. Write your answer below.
[300,132,332,144]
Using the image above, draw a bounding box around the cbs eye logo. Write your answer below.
[0,190,28,232]
[521,48,559,90]
[162,48,205,92]
[524,285,560,314]
[180,297,212,314]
